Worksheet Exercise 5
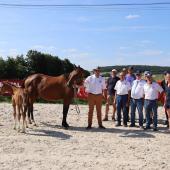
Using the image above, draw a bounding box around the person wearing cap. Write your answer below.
[161,71,169,127]
[103,69,120,121]
[114,72,131,127]
[143,71,164,131]
[84,67,107,129]
[122,68,127,75]
[164,71,170,130]
[129,70,145,129]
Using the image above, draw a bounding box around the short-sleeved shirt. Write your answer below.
[114,80,131,95]
[107,76,120,96]
[165,84,170,104]
[144,82,164,100]
[84,74,106,94]
[125,74,136,86]
[131,79,146,99]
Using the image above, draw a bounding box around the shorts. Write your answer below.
[106,94,116,105]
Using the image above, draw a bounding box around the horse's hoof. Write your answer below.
[28,120,32,124]
[62,122,69,129]
[21,130,26,133]
[13,127,16,130]
[33,123,37,127]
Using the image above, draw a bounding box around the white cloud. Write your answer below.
[62,48,78,53]
[125,14,140,20]
[139,50,163,56]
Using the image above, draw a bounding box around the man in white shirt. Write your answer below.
[114,72,131,126]
[130,70,145,129]
[84,67,107,129]
[143,71,164,131]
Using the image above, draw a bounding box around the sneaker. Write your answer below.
[139,126,144,130]
[99,125,106,129]
[164,120,168,125]
[144,126,151,130]
[86,126,92,130]
[115,122,121,127]
[129,124,135,127]
[103,117,108,121]
[123,124,128,127]
[153,127,158,131]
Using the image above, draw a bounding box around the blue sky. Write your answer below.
[0,0,170,70]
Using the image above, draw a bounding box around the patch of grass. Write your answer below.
[0,96,11,103]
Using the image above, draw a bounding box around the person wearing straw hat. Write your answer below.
[143,71,164,131]
[84,66,107,129]
[103,69,119,121]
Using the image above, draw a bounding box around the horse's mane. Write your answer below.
[64,73,70,80]
[3,81,19,88]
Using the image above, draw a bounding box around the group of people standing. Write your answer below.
[84,66,170,131]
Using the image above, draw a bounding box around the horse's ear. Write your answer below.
[73,64,77,69]
[3,81,9,85]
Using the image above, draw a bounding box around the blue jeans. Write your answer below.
[144,99,158,128]
[116,95,128,125]
[130,98,143,126]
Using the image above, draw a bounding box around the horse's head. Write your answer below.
[0,81,14,95]
[67,65,84,87]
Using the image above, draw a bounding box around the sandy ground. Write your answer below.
[0,103,170,170]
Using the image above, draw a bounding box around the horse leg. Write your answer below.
[21,106,26,133]
[24,105,28,128]
[27,105,32,124]
[62,104,70,128]
[13,103,17,130]
[30,104,36,126]
[17,106,21,132]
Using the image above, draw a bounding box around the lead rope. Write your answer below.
[73,85,81,121]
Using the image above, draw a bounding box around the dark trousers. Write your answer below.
[144,99,158,128]
[130,98,143,126]
[116,95,128,125]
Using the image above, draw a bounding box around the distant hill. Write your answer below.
[100,65,170,74]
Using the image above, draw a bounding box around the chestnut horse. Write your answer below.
[23,66,84,128]
[0,82,28,132]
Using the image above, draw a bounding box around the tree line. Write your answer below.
[100,65,170,75]
[0,50,90,79]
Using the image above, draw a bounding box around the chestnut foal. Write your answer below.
[0,82,28,132]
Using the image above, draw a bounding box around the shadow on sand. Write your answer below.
[28,128,72,140]
[38,122,170,139]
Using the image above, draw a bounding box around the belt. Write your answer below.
[89,93,102,95]
[132,98,143,100]
[145,99,157,101]
[117,94,128,96]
